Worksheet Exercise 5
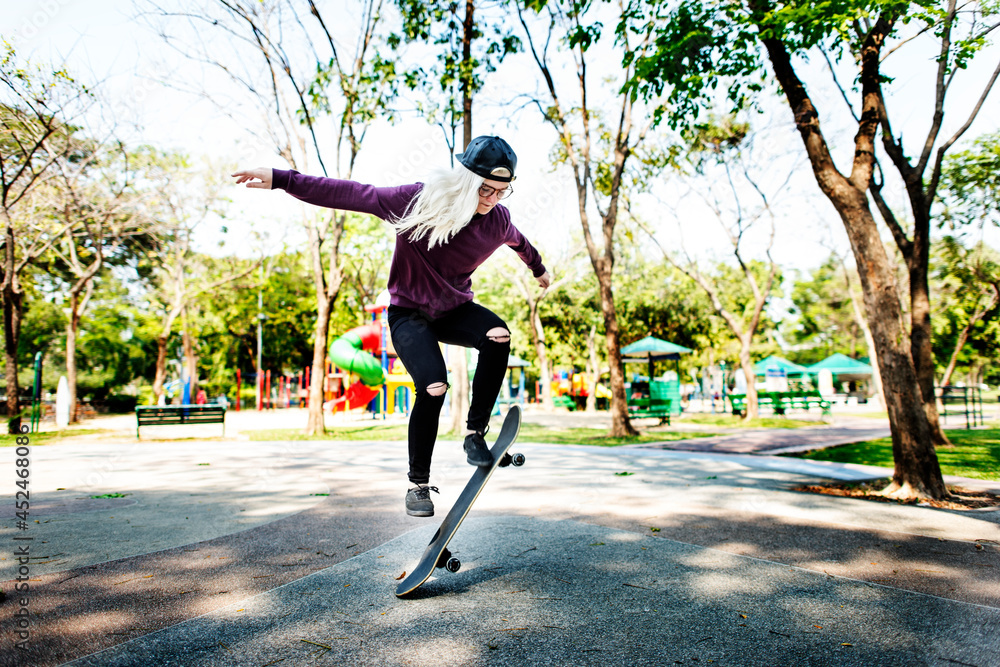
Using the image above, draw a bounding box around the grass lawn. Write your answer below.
[0,429,104,446]
[680,414,819,429]
[791,428,1000,481]
[248,422,718,447]
[515,424,715,446]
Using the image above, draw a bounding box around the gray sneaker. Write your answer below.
[463,431,493,467]
[405,485,438,517]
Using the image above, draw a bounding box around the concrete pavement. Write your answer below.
[2,408,998,666]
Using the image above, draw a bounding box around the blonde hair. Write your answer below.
[394,164,484,248]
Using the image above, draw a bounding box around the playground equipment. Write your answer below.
[324,297,417,416]
[325,322,385,412]
[238,294,416,416]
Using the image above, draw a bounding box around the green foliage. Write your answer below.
[931,237,1000,379]
[390,0,521,139]
[195,251,315,394]
[2,260,159,399]
[785,255,867,365]
[475,245,740,384]
[619,0,967,130]
[939,131,1000,230]
[613,253,724,370]
[682,113,751,170]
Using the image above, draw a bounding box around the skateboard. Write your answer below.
[395,405,525,597]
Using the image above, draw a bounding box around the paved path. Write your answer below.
[639,417,892,455]
[2,411,998,666]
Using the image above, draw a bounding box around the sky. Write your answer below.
[7,0,1000,282]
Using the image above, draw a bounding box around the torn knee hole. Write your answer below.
[487,327,510,344]
[426,382,448,396]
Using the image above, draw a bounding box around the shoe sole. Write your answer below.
[466,455,492,467]
[406,507,434,517]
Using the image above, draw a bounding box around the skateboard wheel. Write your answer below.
[446,557,462,573]
[511,453,525,467]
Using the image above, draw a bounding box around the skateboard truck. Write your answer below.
[435,548,462,573]
[498,452,525,468]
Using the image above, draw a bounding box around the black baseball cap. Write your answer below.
[456,136,517,182]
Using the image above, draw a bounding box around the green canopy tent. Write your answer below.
[752,355,809,377]
[805,353,873,382]
[621,336,693,379]
[503,354,531,405]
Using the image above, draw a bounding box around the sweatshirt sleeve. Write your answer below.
[271,169,420,221]
[504,219,547,278]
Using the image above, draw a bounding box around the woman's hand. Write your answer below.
[537,271,552,289]
[232,167,273,190]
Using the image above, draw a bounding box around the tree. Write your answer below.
[393,0,520,153]
[515,0,661,436]
[1,44,90,432]
[637,117,788,420]
[933,237,1000,387]
[144,0,399,433]
[613,251,721,385]
[856,1,1000,447]
[623,0,954,499]
[126,148,258,405]
[44,137,152,421]
[500,252,579,409]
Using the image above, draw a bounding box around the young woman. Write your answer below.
[233,136,550,517]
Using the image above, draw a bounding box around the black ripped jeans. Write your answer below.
[387,302,511,485]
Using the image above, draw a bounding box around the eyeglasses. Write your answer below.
[479,183,513,200]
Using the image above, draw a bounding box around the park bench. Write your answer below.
[783,390,832,414]
[729,391,831,417]
[135,405,226,438]
[627,380,680,425]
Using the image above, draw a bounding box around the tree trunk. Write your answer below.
[938,280,998,387]
[939,326,970,389]
[528,300,553,410]
[152,335,170,404]
[462,0,474,145]
[66,293,80,424]
[739,343,759,421]
[845,266,886,409]
[597,265,636,437]
[909,257,950,446]
[304,212,344,436]
[838,195,947,498]
[3,210,22,434]
[305,296,333,436]
[585,323,599,412]
[2,285,22,434]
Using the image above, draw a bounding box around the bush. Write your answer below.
[101,394,138,413]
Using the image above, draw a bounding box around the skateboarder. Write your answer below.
[233,135,550,517]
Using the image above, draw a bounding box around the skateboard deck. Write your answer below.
[395,405,524,597]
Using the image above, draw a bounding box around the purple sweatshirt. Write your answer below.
[272,169,547,319]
